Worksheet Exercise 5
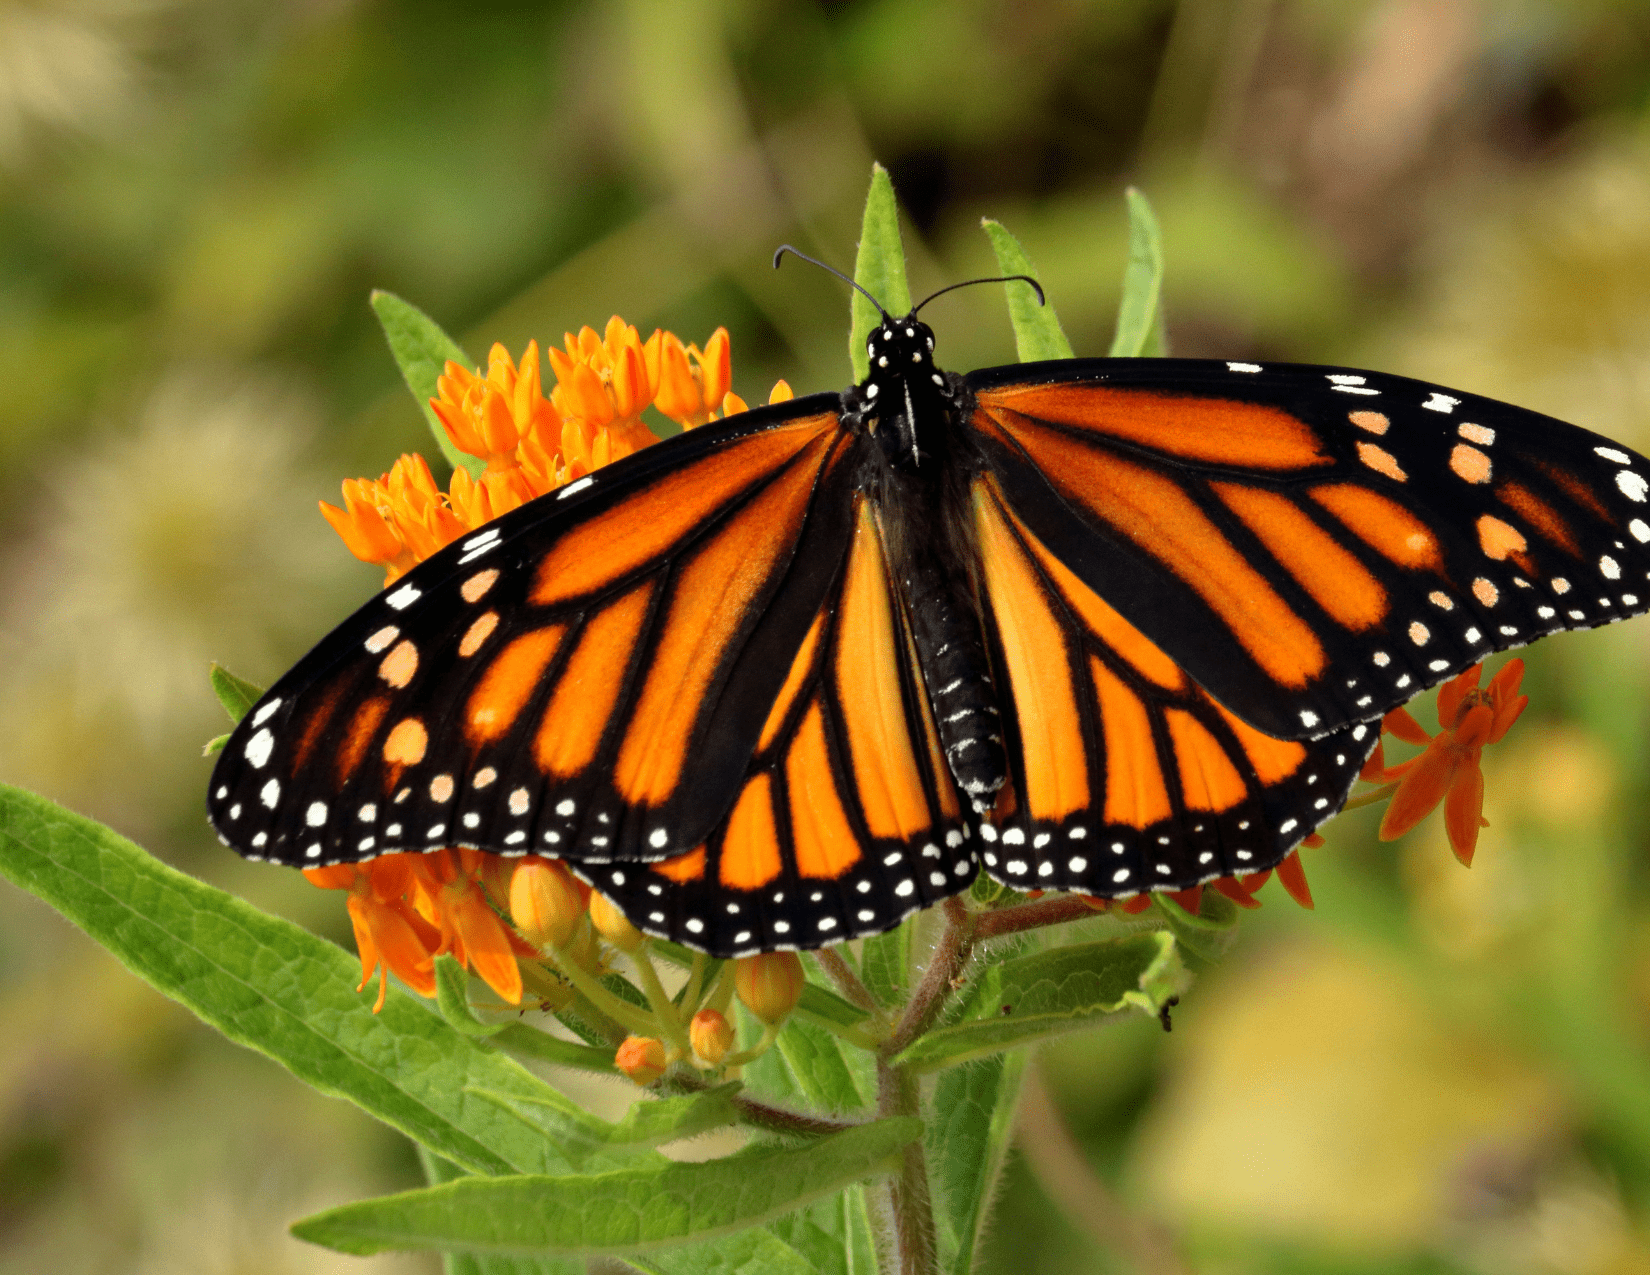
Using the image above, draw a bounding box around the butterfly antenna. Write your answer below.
[913,274,1045,313]
[773,245,892,321]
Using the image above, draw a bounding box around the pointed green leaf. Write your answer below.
[981,220,1073,362]
[202,733,230,757]
[772,1014,871,1113]
[0,785,585,1177]
[766,1186,878,1275]
[473,1083,742,1155]
[927,1050,1027,1273]
[622,1227,821,1275]
[891,932,1184,1071]
[290,1117,922,1258]
[794,981,873,1031]
[1108,188,1168,358]
[370,290,486,480]
[437,954,511,1038]
[859,917,912,1008]
[488,1023,619,1074]
[850,164,911,380]
[1152,888,1242,972]
[209,663,264,726]
[419,1149,583,1275]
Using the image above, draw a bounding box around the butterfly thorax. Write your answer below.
[847,313,1006,815]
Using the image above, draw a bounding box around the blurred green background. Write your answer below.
[5,0,1650,1271]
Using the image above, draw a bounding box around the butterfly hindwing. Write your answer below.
[967,358,1650,740]
[584,496,975,956]
[208,396,870,871]
[971,473,1375,896]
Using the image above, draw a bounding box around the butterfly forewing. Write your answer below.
[967,359,1650,741]
[584,496,975,956]
[208,398,861,870]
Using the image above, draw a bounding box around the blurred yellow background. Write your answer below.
[5,0,1650,1271]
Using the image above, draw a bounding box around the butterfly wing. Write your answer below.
[966,358,1650,740]
[209,395,880,872]
[970,473,1374,895]
[582,496,975,956]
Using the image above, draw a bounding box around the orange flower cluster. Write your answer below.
[1370,658,1528,865]
[321,317,790,585]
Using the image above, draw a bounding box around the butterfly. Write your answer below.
[207,251,1650,957]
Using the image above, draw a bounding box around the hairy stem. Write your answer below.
[878,1059,937,1274]
[815,946,879,1012]
[973,893,1099,940]
[884,896,974,1059]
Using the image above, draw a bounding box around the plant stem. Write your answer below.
[815,946,878,1011]
[974,893,1098,940]
[884,897,975,1059]
[632,945,692,1054]
[551,946,657,1036]
[679,952,710,1015]
[1341,781,1399,811]
[878,1058,937,1274]
[661,1072,861,1137]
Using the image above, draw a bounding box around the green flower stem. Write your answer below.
[678,951,709,1016]
[878,1057,937,1274]
[721,1020,781,1069]
[792,1007,880,1054]
[662,1072,861,1138]
[705,960,736,1015]
[1341,781,1399,811]
[551,947,657,1037]
[632,946,692,1055]
[815,946,879,1013]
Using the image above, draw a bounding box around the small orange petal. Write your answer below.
[768,379,794,404]
[1274,849,1314,909]
[1378,738,1460,841]
[1167,885,1203,915]
[1120,894,1153,914]
[1438,663,1483,728]
[1359,739,1387,781]
[1453,702,1495,751]
[450,885,523,1005]
[721,391,748,416]
[1443,759,1485,866]
[700,328,731,408]
[1212,877,1264,909]
[1382,706,1431,746]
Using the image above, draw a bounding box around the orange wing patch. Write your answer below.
[1213,703,1307,785]
[337,696,392,784]
[1309,483,1443,571]
[717,775,783,890]
[787,702,862,879]
[651,846,707,882]
[465,625,566,746]
[531,416,838,606]
[977,385,1331,470]
[615,447,826,807]
[1164,710,1247,813]
[1090,657,1171,828]
[1212,482,1388,631]
[534,585,652,777]
[834,503,931,841]
[974,487,1090,820]
[1496,480,1579,555]
[980,414,1326,690]
[759,612,824,752]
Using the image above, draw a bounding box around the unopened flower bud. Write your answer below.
[734,951,804,1025]
[615,1035,666,1086]
[589,890,644,952]
[508,857,586,949]
[690,1009,735,1065]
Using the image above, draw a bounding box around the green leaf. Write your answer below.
[891,932,1184,1072]
[850,164,911,381]
[488,1023,620,1074]
[1152,888,1242,972]
[794,981,873,1032]
[370,290,486,480]
[473,1083,742,1157]
[772,1015,871,1113]
[419,1149,583,1275]
[1108,187,1168,359]
[202,733,230,757]
[927,1050,1027,1273]
[981,220,1073,362]
[209,662,264,726]
[859,918,912,1008]
[766,1186,878,1275]
[622,1227,821,1275]
[290,1117,923,1258]
[0,785,586,1177]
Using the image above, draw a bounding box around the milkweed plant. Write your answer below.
[0,169,1519,1275]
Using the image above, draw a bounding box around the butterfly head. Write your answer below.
[859,314,955,470]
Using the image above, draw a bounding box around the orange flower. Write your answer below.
[1103,843,1318,917]
[319,453,466,583]
[654,328,730,429]
[303,855,441,1011]
[616,1035,667,1086]
[1374,659,1528,865]
[409,848,534,1006]
[431,341,562,473]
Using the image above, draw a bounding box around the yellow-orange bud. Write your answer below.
[508,857,587,949]
[690,1009,735,1065]
[590,890,644,952]
[734,951,805,1025]
[615,1035,667,1086]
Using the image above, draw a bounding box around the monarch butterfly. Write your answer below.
[208,249,1650,958]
